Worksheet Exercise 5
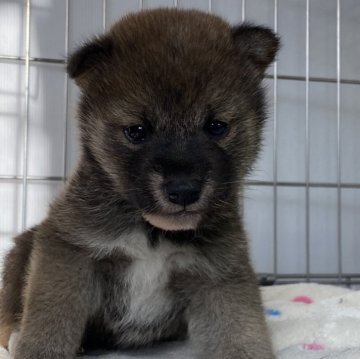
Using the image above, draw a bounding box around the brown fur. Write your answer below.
[0,9,279,359]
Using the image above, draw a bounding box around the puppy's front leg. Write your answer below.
[14,238,94,359]
[187,278,274,359]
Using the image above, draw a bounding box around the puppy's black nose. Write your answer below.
[165,179,201,206]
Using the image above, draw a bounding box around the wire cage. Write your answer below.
[0,0,359,286]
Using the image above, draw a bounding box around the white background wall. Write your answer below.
[0,0,359,277]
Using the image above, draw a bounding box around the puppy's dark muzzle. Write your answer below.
[164,179,201,206]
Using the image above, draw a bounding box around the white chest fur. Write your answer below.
[118,230,196,326]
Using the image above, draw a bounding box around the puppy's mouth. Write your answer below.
[140,173,213,231]
[143,211,201,231]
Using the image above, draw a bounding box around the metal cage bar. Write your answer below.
[21,0,31,231]
[305,0,310,281]
[1,176,360,190]
[102,0,107,32]
[241,0,246,23]
[3,54,360,86]
[258,273,360,288]
[273,0,278,279]
[336,0,343,280]
[0,55,65,65]
[63,0,69,182]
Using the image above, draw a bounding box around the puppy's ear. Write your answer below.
[232,23,280,74]
[67,35,113,87]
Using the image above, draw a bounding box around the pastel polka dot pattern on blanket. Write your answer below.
[292,295,313,304]
[303,343,325,351]
[261,283,360,358]
[265,308,282,317]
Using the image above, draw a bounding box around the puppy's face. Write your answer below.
[68,9,279,231]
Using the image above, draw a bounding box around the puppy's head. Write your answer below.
[68,9,279,231]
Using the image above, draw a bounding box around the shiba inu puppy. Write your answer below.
[0,8,279,359]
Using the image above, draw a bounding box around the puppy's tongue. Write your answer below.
[143,213,201,231]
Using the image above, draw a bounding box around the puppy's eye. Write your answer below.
[204,120,228,138]
[124,125,147,144]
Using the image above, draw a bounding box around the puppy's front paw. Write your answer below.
[0,346,11,359]
[13,340,74,359]
[8,331,19,358]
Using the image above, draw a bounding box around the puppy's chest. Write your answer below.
[101,232,195,328]
[122,253,173,325]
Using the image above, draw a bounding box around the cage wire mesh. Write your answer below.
[0,0,359,286]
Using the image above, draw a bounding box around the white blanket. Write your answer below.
[263,283,360,358]
[1,283,360,358]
